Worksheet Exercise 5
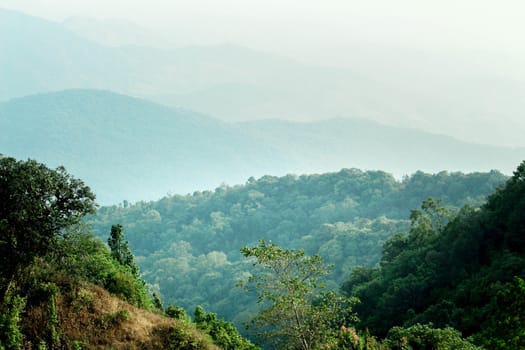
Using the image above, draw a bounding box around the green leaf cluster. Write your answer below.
[193,305,259,350]
[0,156,96,299]
[240,240,358,350]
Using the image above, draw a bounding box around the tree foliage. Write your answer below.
[0,156,96,300]
[383,324,480,350]
[240,239,357,350]
[108,224,139,276]
[0,289,25,350]
[476,276,525,349]
[343,160,525,346]
[194,305,259,350]
[89,168,504,325]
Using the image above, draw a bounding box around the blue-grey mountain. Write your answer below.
[1,89,522,204]
[3,9,524,148]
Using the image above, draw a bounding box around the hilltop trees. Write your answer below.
[343,161,525,347]
[0,155,261,349]
[89,168,506,329]
[0,156,96,300]
[0,156,95,349]
[108,224,139,276]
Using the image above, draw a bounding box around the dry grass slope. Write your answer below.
[25,283,220,350]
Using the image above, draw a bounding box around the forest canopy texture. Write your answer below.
[89,166,508,334]
[2,153,525,349]
[342,161,525,349]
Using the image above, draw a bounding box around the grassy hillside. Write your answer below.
[22,282,219,350]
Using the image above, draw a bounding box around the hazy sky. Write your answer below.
[3,0,525,61]
[2,0,525,148]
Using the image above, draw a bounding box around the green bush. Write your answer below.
[194,305,259,350]
[384,324,480,350]
[104,266,152,309]
[325,326,385,350]
[168,327,201,350]
[166,305,190,321]
[0,292,26,350]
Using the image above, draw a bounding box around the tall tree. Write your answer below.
[108,224,139,276]
[0,156,96,300]
[240,239,357,350]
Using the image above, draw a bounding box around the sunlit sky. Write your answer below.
[3,0,525,62]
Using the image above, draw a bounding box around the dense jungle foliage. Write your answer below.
[343,161,525,349]
[3,154,524,349]
[89,168,507,326]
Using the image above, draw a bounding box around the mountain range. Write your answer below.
[2,8,524,147]
[1,89,522,204]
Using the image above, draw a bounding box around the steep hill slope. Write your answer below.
[23,283,220,350]
[0,156,246,350]
[342,161,525,348]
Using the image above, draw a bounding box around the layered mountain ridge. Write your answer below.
[1,89,522,204]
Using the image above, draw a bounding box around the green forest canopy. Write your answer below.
[342,161,525,349]
[3,154,524,348]
[89,168,507,327]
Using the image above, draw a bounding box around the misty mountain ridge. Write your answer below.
[1,89,522,204]
[2,8,524,147]
[0,89,290,203]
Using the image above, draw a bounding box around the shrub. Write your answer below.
[0,292,26,350]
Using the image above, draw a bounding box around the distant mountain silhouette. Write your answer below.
[0,90,289,203]
[2,8,525,148]
[1,89,522,204]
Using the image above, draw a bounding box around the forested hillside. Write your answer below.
[4,4,525,349]
[0,156,256,349]
[2,154,523,349]
[89,168,506,327]
[342,161,525,349]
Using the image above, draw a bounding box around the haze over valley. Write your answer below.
[1,8,524,203]
[1,88,522,204]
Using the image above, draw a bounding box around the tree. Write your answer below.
[408,197,451,244]
[193,305,259,350]
[384,323,480,350]
[0,156,96,300]
[478,276,525,349]
[108,224,139,276]
[240,239,357,350]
